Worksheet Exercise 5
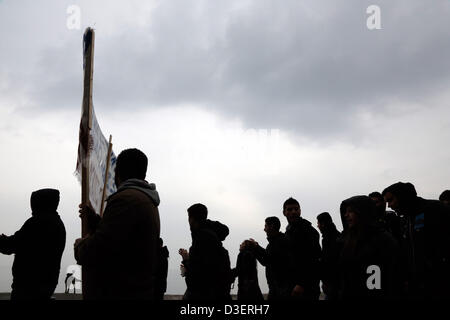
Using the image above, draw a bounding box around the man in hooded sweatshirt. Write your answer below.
[338,196,401,300]
[282,197,321,300]
[178,203,232,301]
[0,188,66,300]
[382,182,450,299]
[74,148,161,300]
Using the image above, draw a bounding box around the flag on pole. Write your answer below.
[75,28,116,217]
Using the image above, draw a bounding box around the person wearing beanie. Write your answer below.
[0,188,66,300]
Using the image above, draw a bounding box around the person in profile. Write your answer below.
[282,197,321,300]
[382,182,450,299]
[74,148,161,300]
[316,212,342,300]
[178,203,232,301]
[0,188,66,300]
[232,241,264,301]
[245,216,294,300]
[155,237,169,300]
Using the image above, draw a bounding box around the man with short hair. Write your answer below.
[316,212,341,300]
[179,203,232,301]
[246,216,294,300]
[282,197,321,300]
[74,148,161,300]
[0,188,66,300]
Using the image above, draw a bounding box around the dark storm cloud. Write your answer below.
[3,0,450,138]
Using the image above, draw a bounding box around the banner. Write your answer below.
[75,109,116,215]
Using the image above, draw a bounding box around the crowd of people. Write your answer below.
[1,147,449,300]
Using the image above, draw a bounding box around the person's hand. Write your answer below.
[79,203,96,219]
[291,285,305,297]
[179,248,189,260]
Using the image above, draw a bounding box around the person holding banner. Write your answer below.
[74,148,161,300]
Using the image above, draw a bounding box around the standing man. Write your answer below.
[382,182,450,299]
[74,148,161,300]
[0,189,66,300]
[246,216,294,300]
[282,197,321,300]
[316,212,341,300]
[178,203,232,301]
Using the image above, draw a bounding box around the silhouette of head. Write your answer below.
[264,216,281,237]
[283,197,301,224]
[340,196,377,231]
[187,203,208,231]
[115,148,148,187]
[382,182,417,215]
[439,190,450,206]
[30,189,60,216]
[369,191,386,217]
[316,212,333,234]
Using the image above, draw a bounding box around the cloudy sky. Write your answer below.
[0,0,449,295]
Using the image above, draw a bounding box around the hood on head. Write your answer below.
[30,188,60,216]
[117,178,160,206]
[205,219,229,241]
[382,182,417,211]
[340,195,377,231]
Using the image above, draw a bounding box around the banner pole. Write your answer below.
[80,27,95,300]
[100,135,113,217]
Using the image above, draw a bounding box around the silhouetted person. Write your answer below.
[316,212,342,300]
[439,190,450,206]
[369,191,401,242]
[74,148,161,300]
[0,189,66,300]
[338,196,401,300]
[383,182,450,299]
[246,216,294,300]
[178,203,232,301]
[232,242,264,301]
[155,237,169,300]
[282,197,321,300]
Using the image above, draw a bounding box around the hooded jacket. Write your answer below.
[383,182,450,298]
[0,189,66,299]
[182,219,232,301]
[338,196,401,300]
[75,179,161,300]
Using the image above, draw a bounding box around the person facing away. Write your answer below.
[316,212,342,300]
[155,237,169,300]
[74,148,161,300]
[282,197,321,300]
[338,195,401,300]
[368,191,401,242]
[231,241,264,301]
[246,216,295,300]
[0,189,66,300]
[178,203,232,301]
[439,190,450,206]
[382,182,450,299]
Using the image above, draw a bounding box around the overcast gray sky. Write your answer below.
[1,0,449,295]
